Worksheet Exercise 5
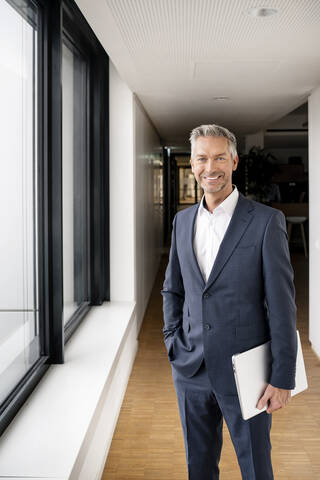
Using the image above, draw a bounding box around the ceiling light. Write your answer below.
[212,96,231,101]
[248,7,279,17]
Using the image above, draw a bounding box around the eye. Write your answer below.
[197,157,206,162]
[217,156,226,161]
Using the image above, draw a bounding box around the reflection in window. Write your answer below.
[0,0,40,404]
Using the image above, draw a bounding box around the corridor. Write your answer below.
[1,1,320,478]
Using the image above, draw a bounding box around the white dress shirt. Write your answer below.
[193,185,239,283]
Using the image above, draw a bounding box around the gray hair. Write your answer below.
[189,124,237,160]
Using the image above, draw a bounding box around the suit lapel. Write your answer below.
[187,203,206,289]
[204,192,255,291]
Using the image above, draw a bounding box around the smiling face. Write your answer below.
[190,136,238,196]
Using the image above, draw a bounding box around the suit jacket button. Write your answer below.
[203,293,210,298]
[204,323,211,330]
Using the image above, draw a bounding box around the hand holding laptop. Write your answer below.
[232,330,308,420]
[256,383,292,414]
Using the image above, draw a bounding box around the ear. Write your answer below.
[232,154,239,171]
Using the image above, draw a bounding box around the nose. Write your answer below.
[205,157,217,173]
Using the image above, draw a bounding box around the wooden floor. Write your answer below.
[102,251,320,479]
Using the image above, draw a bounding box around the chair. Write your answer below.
[271,201,308,258]
[286,216,308,258]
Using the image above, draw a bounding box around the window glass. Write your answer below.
[62,40,89,326]
[0,0,40,404]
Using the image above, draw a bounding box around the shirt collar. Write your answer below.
[198,184,239,218]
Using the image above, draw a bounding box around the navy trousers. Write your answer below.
[171,357,274,480]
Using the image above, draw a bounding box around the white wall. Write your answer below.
[134,97,163,328]
[308,87,320,357]
[109,61,135,302]
[109,62,163,326]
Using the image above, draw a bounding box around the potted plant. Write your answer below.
[233,146,280,204]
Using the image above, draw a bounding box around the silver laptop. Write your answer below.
[232,330,308,420]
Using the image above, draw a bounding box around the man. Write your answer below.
[161,124,297,480]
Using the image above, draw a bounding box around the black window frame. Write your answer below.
[0,0,109,436]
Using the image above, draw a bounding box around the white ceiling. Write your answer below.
[77,0,320,149]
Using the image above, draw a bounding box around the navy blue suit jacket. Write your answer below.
[161,191,297,396]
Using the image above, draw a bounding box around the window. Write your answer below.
[62,31,90,327]
[61,0,110,341]
[0,0,109,436]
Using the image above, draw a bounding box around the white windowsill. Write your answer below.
[0,301,136,479]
